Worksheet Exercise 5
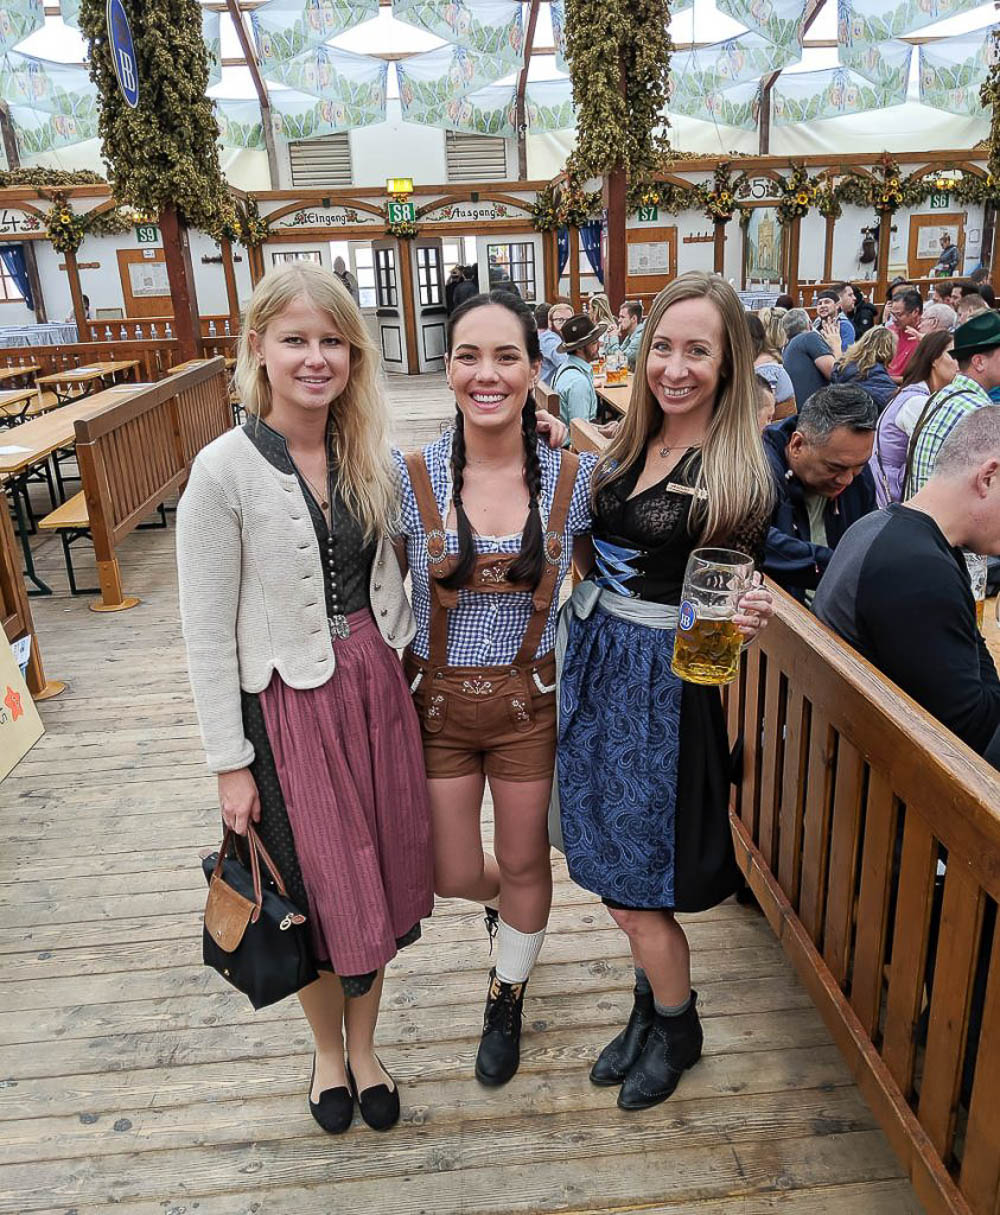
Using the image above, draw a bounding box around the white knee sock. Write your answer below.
[495,918,545,984]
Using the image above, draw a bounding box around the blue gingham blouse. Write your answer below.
[394,433,596,666]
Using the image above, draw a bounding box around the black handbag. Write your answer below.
[202,825,318,1009]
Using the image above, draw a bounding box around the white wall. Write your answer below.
[351,101,447,186]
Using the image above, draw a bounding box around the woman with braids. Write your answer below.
[394,291,595,1086]
[555,272,775,1111]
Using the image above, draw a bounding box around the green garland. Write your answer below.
[697,162,737,222]
[529,179,602,231]
[43,190,137,254]
[564,0,671,183]
[386,216,419,239]
[981,27,1000,187]
[78,0,232,236]
[0,169,106,188]
[529,183,560,231]
[223,195,268,247]
[774,163,819,225]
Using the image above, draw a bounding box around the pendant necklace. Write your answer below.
[298,465,329,511]
[659,440,703,459]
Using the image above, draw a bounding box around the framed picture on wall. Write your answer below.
[908,212,966,278]
[743,206,784,286]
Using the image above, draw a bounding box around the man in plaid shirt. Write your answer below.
[906,311,1000,497]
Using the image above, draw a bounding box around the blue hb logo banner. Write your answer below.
[106,0,139,109]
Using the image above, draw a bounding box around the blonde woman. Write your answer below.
[589,292,621,357]
[832,324,898,410]
[557,272,775,1111]
[177,263,434,1135]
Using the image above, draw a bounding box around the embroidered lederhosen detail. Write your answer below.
[403,447,578,744]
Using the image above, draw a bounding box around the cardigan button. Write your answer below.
[374,582,381,591]
[380,609,388,618]
[388,632,395,640]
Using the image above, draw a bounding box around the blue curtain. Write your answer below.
[557,226,570,277]
[0,245,33,311]
[581,221,603,284]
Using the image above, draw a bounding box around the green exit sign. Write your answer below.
[929,192,951,209]
[387,201,415,224]
[135,223,160,243]
[638,205,659,222]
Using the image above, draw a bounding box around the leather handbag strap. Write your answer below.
[211,824,290,925]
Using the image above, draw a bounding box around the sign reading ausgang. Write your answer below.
[107,0,139,109]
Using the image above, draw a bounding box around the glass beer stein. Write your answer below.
[671,548,755,686]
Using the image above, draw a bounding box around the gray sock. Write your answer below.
[654,993,692,1017]
[633,966,651,994]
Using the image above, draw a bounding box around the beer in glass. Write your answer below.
[672,548,754,686]
[964,552,987,631]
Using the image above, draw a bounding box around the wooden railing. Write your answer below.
[72,359,231,609]
[0,337,237,384]
[726,583,1000,1215]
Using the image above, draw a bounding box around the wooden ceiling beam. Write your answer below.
[516,0,541,180]
[224,0,281,185]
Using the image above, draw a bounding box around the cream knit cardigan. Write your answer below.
[177,428,414,773]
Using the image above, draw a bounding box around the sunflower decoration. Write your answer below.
[386,214,419,239]
[555,179,603,228]
[698,163,737,222]
[529,183,560,232]
[775,164,819,225]
[44,193,87,254]
[232,195,270,247]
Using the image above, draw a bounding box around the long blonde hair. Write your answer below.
[757,306,787,360]
[836,324,896,379]
[236,262,396,540]
[594,272,773,544]
[589,292,616,329]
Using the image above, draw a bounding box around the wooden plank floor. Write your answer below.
[0,374,922,1214]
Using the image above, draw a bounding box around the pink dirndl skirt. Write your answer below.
[259,609,433,976]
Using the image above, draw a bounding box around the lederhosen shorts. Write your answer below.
[403,449,578,783]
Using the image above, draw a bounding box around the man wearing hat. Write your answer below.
[552,312,607,425]
[906,311,1000,497]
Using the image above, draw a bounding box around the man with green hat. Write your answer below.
[905,310,1000,497]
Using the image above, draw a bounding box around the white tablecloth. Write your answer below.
[0,322,79,348]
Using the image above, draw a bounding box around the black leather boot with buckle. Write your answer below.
[589,986,655,1086]
[475,967,526,1086]
[617,990,703,1110]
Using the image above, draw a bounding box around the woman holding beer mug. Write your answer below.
[556,272,775,1111]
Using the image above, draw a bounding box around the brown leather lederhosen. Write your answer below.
[403,449,579,782]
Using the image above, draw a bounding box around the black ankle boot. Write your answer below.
[475,968,526,1086]
[590,987,655,1086]
[617,991,703,1111]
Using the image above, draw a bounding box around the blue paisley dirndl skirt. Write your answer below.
[557,607,740,912]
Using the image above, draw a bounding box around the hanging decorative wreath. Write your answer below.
[225,195,270,247]
[529,179,602,231]
[625,178,699,215]
[529,183,560,231]
[697,162,737,222]
[386,216,419,239]
[43,191,136,254]
[775,164,819,225]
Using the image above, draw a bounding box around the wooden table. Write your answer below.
[0,387,38,424]
[0,363,40,383]
[36,359,140,403]
[596,374,633,419]
[1,384,145,593]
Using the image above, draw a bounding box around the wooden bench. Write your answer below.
[726,581,1000,1215]
[37,359,230,612]
[0,491,63,699]
[535,379,560,417]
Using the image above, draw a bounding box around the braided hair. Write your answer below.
[440,290,547,592]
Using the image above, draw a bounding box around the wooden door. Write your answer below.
[117,249,173,319]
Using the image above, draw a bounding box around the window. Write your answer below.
[487,242,536,302]
[375,247,397,308]
[445,131,507,181]
[271,250,322,265]
[288,134,352,187]
[0,258,25,303]
[416,245,442,306]
[352,246,377,310]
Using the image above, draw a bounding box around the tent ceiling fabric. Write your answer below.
[0,0,995,164]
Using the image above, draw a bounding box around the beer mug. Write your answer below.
[964,552,987,631]
[672,548,754,686]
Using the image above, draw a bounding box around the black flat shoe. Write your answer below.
[347,1057,400,1131]
[308,1054,354,1134]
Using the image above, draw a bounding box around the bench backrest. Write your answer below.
[726,582,1000,1215]
[73,358,229,547]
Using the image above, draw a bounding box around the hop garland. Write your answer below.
[564,0,672,184]
[626,178,698,214]
[0,169,106,188]
[386,217,419,239]
[78,0,233,236]
[529,179,602,231]
[529,183,560,231]
[981,27,1000,188]
[225,195,269,247]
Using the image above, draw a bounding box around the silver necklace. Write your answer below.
[658,440,703,459]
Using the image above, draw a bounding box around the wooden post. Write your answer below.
[988,204,1000,295]
[396,239,420,375]
[823,214,836,283]
[159,204,201,362]
[63,248,90,342]
[605,166,627,311]
[787,217,802,305]
[713,220,727,275]
[248,243,265,287]
[876,210,891,307]
[515,0,541,181]
[568,224,581,309]
[542,228,558,301]
[220,237,240,330]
